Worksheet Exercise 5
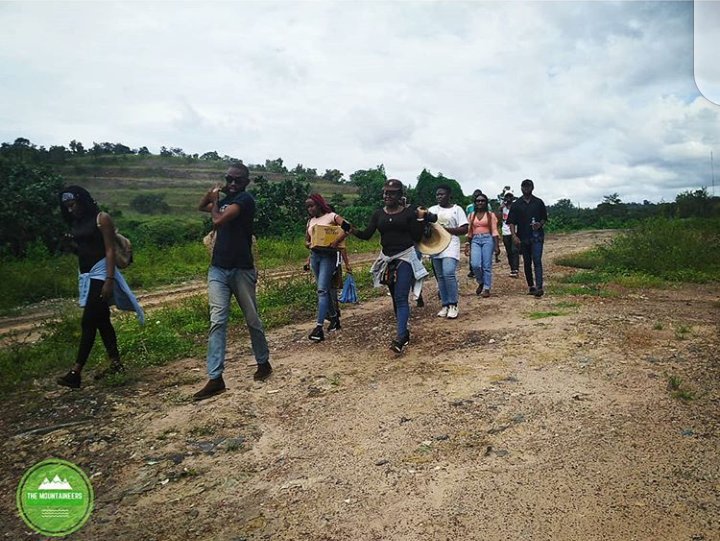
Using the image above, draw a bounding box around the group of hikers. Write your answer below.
[55,163,547,401]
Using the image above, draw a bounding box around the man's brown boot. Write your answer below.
[193,376,226,401]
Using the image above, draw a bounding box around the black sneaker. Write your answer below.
[527,287,537,295]
[327,317,341,332]
[390,332,410,354]
[416,294,425,308]
[309,326,325,342]
[253,362,273,381]
[193,376,226,401]
[533,288,545,298]
[57,370,81,389]
[467,271,475,278]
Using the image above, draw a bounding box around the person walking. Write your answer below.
[350,179,434,353]
[428,184,468,319]
[500,192,520,278]
[507,178,548,297]
[56,186,144,389]
[304,193,351,342]
[465,189,483,277]
[194,162,271,401]
[465,193,500,297]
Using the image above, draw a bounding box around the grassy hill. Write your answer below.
[56,155,358,219]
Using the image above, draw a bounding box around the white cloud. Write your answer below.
[0,1,718,207]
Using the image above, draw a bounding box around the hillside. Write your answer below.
[54,155,357,218]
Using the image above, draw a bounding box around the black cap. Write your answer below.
[383,179,403,192]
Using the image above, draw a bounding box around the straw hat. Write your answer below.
[416,222,452,256]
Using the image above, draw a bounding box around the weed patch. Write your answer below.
[528,311,564,320]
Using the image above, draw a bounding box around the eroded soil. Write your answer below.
[1,230,719,541]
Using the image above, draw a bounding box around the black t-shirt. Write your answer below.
[72,212,105,273]
[211,192,255,269]
[355,206,425,256]
[506,195,548,242]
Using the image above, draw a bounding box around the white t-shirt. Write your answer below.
[428,204,469,260]
[501,204,511,236]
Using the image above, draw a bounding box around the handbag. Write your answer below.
[339,274,358,304]
[97,214,133,269]
[203,230,216,254]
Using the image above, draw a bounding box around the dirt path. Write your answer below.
[1,230,719,541]
[0,253,381,344]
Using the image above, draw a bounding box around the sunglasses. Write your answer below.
[383,190,401,196]
[225,175,247,184]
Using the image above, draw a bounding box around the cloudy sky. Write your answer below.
[1,1,719,207]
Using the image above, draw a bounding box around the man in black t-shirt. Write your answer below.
[506,179,548,297]
[193,162,272,401]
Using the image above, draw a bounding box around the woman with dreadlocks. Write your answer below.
[304,193,351,343]
[56,186,144,389]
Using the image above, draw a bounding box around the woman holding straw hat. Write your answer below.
[350,179,435,354]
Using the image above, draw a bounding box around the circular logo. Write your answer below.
[16,458,94,537]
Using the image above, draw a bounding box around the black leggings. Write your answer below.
[76,279,119,367]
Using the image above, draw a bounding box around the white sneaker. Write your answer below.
[447,305,459,319]
[437,306,449,318]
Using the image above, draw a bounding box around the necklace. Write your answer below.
[384,206,403,222]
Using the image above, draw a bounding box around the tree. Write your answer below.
[322,169,344,183]
[329,192,346,210]
[601,193,622,205]
[675,187,713,218]
[250,176,310,236]
[200,151,221,161]
[47,145,69,164]
[0,158,65,257]
[159,146,173,157]
[349,165,387,207]
[69,140,86,155]
[137,146,151,155]
[264,158,287,174]
[414,169,464,207]
[130,193,171,215]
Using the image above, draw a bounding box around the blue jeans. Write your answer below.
[310,250,338,325]
[391,261,413,341]
[431,257,459,306]
[470,234,495,290]
[207,266,270,379]
[520,233,544,289]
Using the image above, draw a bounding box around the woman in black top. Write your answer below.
[56,186,125,388]
[351,179,434,354]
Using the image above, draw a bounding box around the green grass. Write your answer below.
[555,218,720,296]
[0,264,385,395]
[0,235,380,312]
[528,311,564,320]
[596,217,720,282]
[555,250,604,269]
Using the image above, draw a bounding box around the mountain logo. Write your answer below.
[38,475,73,491]
[16,458,94,537]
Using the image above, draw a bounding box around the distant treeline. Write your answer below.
[2,137,719,258]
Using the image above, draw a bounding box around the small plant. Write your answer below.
[653,322,664,331]
[528,311,563,320]
[667,375,695,401]
[553,301,579,309]
[188,425,216,437]
[555,250,603,269]
[675,324,692,340]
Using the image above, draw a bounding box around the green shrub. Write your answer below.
[597,217,720,282]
